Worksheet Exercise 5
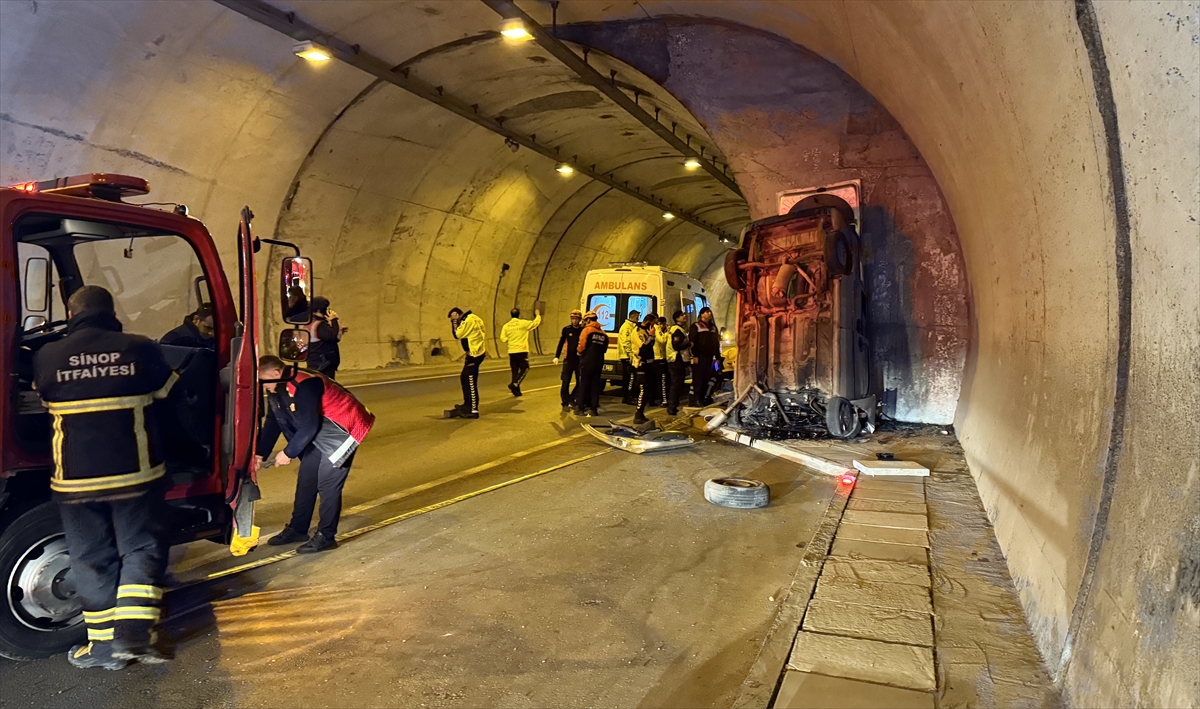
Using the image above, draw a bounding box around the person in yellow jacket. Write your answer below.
[448,307,486,418]
[617,310,641,404]
[500,307,541,396]
[653,315,670,406]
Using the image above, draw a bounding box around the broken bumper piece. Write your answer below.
[581,421,696,454]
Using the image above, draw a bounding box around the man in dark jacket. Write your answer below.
[574,311,608,417]
[553,309,584,411]
[255,355,374,555]
[160,305,214,349]
[33,286,175,670]
[689,307,721,406]
[666,310,692,415]
[306,296,346,379]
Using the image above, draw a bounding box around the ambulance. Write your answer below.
[579,264,709,383]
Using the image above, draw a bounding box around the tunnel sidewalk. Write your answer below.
[729,427,1061,708]
[336,354,557,387]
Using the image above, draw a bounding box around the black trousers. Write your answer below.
[692,356,715,405]
[59,487,166,648]
[577,363,603,412]
[509,352,530,389]
[460,353,485,412]
[620,358,633,403]
[560,357,580,406]
[651,360,667,404]
[288,450,354,539]
[633,363,651,417]
[668,359,690,413]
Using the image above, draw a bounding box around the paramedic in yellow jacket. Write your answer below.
[500,307,541,397]
[617,309,641,404]
[448,308,486,418]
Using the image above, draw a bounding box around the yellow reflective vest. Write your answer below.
[455,313,487,358]
[617,319,637,360]
[653,325,669,360]
[666,324,691,362]
[500,313,541,354]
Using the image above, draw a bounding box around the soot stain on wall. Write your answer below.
[560,18,969,423]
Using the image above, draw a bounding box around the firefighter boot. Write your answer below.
[112,631,170,665]
[67,642,128,671]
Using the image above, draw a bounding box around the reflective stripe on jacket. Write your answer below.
[454,312,487,357]
[500,313,541,354]
[34,312,175,501]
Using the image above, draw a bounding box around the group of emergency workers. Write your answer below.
[445,302,732,421]
[33,284,367,670]
[37,281,725,672]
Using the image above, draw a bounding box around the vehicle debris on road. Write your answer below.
[581,420,696,454]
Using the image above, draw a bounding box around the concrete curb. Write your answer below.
[709,428,853,477]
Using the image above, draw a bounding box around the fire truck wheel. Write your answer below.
[724,249,748,290]
[0,502,85,660]
[825,396,863,439]
[825,230,854,277]
[704,478,770,509]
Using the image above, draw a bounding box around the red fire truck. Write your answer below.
[0,174,311,659]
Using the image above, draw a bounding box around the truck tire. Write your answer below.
[0,502,84,660]
[724,248,748,290]
[825,230,854,277]
[825,396,862,439]
[704,478,770,509]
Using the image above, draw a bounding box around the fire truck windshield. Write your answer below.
[16,213,209,341]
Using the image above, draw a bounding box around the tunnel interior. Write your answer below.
[1,1,1196,707]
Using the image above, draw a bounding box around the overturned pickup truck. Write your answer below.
[721,187,876,439]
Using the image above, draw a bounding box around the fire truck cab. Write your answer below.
[0,174,310,660]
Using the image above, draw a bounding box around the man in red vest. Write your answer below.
[255,355,375,553]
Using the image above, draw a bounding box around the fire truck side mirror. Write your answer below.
[279,329,310,362]
[23,257,50,313]
[281,256,313,325]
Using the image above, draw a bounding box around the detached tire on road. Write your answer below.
[704,478,770,509]
[0,502,85,660]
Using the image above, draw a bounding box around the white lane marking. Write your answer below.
[347,363,557,388]
[340,431,589,516]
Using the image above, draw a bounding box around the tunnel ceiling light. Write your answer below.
[500,18,533,41]
[683,157,702,169]
[555,162,574,174]
[293,40,332,62]
[662,212,675,220]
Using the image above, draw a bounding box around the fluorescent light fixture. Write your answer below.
[555,162,574,174]
[683,157,701,169]
[662,212,675,220]
[293,40,332,62]
[500,18,532,40]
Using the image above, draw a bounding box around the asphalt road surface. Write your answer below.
[0,364,835,708]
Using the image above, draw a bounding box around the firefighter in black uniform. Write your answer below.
[553,309,584,412]
[574,311,609,417]
[33,286,175,670]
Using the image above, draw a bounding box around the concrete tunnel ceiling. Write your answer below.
[0,2,1196,708]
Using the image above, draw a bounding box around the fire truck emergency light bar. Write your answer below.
[6,173,150,201]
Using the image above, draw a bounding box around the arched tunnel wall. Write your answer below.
[1,2,1196,706]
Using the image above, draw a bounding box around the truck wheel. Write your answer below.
[724,248,748,290]
[825,230,854,277]
[0,502,84,660]
[825,396,862,439]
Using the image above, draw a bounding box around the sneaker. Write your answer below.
[562,404,571,413]
[508,383,519,396]
[111,640,170,664]
[297,531,338,554]
[268,527,308,546]
[67,643,127,671]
